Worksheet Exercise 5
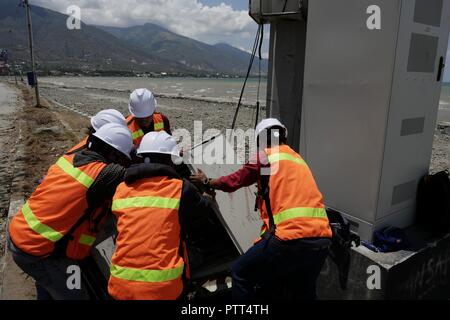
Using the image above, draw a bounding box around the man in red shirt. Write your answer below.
[190,118,332,300]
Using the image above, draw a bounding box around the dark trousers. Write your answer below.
[231,236,330,300]
[7,234,90,300]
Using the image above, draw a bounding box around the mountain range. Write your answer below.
[0,0,267,76]
[99,24,267,75]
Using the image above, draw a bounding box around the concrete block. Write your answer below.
[317,231,450,299]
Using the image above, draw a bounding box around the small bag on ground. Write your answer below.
[416,170,450,234]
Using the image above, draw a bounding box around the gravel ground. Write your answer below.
[430,124,450,173]
[39,84,258,134]
[40,84,260,162]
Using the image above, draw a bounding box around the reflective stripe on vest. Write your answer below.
[153,114,164,131]
[260,146,332,240]
[20,157,97,243]
[79,234,96,246]
[56,157,94,188]
[112,196,180,211]
[273,207,328,225]
[110,263,184,283]
[131,128,145,141]
[154,123,164,131]
[268,152,307,166]
[21,201,63,242]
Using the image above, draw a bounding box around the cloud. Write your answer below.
[31,0,260,51]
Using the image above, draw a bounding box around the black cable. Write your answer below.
[282,0,288,12]
[231,24,262,130]
[254,25,264,129]
[231,25,260,129]
[258,22,264,60]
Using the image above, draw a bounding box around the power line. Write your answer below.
[231,24,262,130]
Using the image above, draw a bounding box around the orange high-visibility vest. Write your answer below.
[126,113,165,146]
[108,176,184,300]
[258,145,332,241]
[65,202,111,260]
[9,153,107,257]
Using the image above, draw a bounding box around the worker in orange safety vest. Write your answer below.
[126,88,171,147]
[190,118,333,300]
[108,131,215,300]
[7,123,133,300]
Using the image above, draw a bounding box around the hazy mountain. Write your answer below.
[98,23,268,75]
[0,0,190,74]
[0,0,267,75]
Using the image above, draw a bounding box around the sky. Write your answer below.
[29,0,450,81]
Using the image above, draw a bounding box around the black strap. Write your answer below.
[260,175,276,236]
[178,180,189,282]
[256,151,276,238]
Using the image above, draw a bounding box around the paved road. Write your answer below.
[0,82,17,256]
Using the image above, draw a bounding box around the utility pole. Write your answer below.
[24,0,40,107]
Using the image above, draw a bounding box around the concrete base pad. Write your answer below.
[317,227,450,299]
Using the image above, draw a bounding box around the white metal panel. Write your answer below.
[297,0,450,241]
[188,134,262,253]
[376,0,450,220]
[301,0,401,230]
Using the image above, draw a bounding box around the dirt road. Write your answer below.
[0,83,18,259]
[0,81,86,299]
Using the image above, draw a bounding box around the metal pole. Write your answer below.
[24,0,40,107]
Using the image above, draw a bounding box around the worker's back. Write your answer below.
[260,144,332,240]
[9,152,107,257]
[109,172,185,300]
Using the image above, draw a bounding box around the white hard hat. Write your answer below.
[92,123,133,159]
[255,118,288,141]
[90,109,126,131]
[137,131,181,163]
[128,88,157,118]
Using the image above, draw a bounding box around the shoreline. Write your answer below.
[39,83,264,109]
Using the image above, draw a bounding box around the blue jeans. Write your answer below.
[231,236,330,300]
